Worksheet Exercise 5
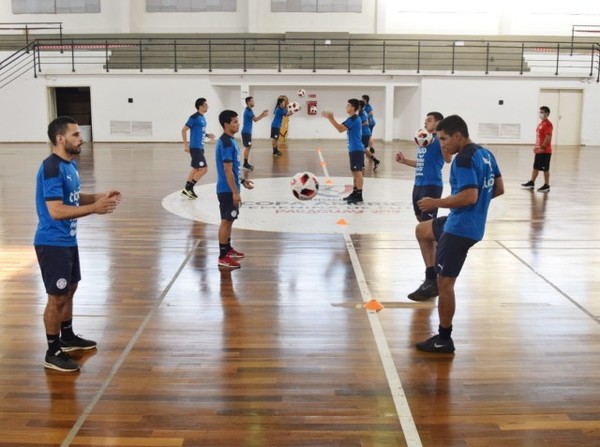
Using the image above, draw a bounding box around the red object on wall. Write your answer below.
[307,100,317,115]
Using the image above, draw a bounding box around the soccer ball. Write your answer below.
[290,171,319,200]
[414,128,434,147]
[309,105,318,114]
[297,88,306,98]
[288,101,301,113]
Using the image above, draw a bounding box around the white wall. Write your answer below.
[2,68,599,145]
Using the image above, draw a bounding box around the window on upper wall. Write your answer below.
[12,0,101,14]
[146,0,237,12]
[271,0,361,12]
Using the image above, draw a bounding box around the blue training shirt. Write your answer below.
[185,112,207,149]
[360,110,372,137]
[271,106,287,129]
[34,153,80,247]
[444,144,502,241]
[242,107,254,134]
[364,103,376,127]
[215,134,242,194]
[414,136,445,187]
[342,115,364,152]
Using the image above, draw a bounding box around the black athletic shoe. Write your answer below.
[346,195,363,205]
[373,158,380,171]
[60,335,97,352]
[343,191,357,201]
[537,184,550,193]
[407,278,438,301]
[416,334,455,353]
[243,162,254,171]
[181,189,197,199]
[521,180,535,190]
[44,350,80,372]
[273,150,283,157]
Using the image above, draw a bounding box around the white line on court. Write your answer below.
[344,232,423,445]
[60,240,200,447]
[319,141,422,445]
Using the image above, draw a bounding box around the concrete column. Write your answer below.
[384,83,394,142]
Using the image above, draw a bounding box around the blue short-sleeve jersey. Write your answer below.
[415,137,445,187]
[185,112,207,149]
[242,107,254,134]
[444,144,502,241]
[34,154,80,247]
[364,103,376,127]
[271,106,287,129]
[360,110,372,137]
[215,134,242,193]
[342,115,364,152]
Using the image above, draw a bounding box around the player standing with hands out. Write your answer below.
[412,115,504,353]
[322,99,365,205]
[241,96,268,171]
[215,110,254,269]
[35,116,122,372]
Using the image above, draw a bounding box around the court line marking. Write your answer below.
[497,240,600,324]
[318,147,421,444]
[344,234,423,447]
[60,240,200,447]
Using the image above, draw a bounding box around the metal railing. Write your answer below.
[571,24,600,55]
[0,22,63,52]
[1,36,599,87]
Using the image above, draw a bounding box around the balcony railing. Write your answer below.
[2,36,599,88]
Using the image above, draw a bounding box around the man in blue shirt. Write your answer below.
[413,115,504,353]
[181,97,215,199]
[322,99,365,204]
[215,110,254,269]
[396,112,452,301]
[35,116,122,372]
[241,96,268,171]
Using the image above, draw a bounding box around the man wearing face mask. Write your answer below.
[521,106,553,193]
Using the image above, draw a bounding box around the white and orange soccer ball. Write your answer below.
[290,171,319,200]
[288,101,301,113]
[414,128,434,147]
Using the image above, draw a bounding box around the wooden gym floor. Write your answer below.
[1,139,599,447]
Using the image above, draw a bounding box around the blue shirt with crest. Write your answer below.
[34,153,80,247]
[215,134,242,193]
[444,144,501,241]
[342,115,363,152]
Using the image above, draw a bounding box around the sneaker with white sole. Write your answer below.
[537,184,550,193]
[218,256,241,269]
[44,350,80,372]
[60,335,97,352]
[227,248,245,259]
[521,180,535,190]
[181,189,197,199]
[416,334,455,353]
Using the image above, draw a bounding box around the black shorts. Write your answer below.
[190,148,207,169]
[412,185,443,220]
[533,153,551,171]
[270,127,280,140]
[35,245,81,295]
[217,192,239,221]
[349,151,365,172]
[432,216,477,278]
[241,133,252,148]
[361,135,370,149]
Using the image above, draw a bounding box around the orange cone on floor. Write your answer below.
[363,299,384,312]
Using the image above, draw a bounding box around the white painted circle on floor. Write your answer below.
[162,176,506,234]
